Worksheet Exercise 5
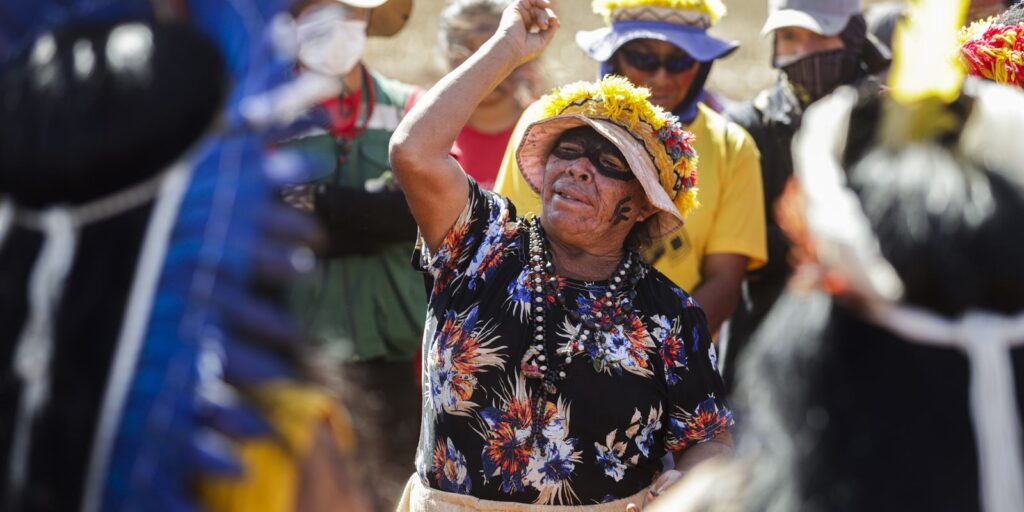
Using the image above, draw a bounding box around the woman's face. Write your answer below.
[540,127,652,247]
[773,26,845,66]
[612,39,700,110]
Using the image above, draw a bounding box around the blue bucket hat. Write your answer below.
[576,1,739,69]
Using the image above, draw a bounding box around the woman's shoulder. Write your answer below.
[637,261,702,312]
[470,182,528,235]
[427,181,527,290]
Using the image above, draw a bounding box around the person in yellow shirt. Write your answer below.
[495,0,766,333]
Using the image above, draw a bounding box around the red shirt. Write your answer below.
[451,124,514,190]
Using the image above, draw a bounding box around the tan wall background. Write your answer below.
[365,0,896,102]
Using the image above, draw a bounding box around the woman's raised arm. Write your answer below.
[388,0,558,252]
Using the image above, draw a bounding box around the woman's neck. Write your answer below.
[467,94,523,134]
[546,231,625,282]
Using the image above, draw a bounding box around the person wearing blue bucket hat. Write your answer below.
[575,0,738,122]
[495,0,768,337]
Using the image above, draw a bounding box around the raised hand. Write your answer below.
[495,0,560,67]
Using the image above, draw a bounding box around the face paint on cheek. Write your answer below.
[610,196,633,225]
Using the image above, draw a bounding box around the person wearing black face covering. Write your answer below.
[719,0,890,394]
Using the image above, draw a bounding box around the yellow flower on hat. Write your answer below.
[592,0,728,26]
[535,75,701,219]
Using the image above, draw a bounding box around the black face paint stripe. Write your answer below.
[553,127,636,182]
[551,145,635,181]
[594,164,636,182]
[611,197,633,225]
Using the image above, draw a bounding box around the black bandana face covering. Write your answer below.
[776,15,876,106]
[551,127,635,182]
[780,48,849,105]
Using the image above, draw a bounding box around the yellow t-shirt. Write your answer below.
[493,102,767,293]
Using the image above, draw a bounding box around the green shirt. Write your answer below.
[288,71,426,362]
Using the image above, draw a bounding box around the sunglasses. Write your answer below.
[621,49,698,74]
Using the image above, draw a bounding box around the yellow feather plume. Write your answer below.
[882,0,969,145]
[888,0,968,104]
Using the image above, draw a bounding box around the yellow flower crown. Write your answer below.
[592,0,727,26]
[536,75,700,217]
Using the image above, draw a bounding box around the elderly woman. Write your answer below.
[389,0,732,509]
[493,0,767,337]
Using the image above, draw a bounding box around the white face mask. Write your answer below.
[296,4,367,78]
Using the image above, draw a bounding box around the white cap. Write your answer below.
[761,0,861,37]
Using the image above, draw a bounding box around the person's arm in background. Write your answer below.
[724,97,794,286]
[313,186,416,241]
[311,185,417,256]
[692,254,748,333]
[311,86,427,254]
[691,122,767,335]
[389,0,557,251]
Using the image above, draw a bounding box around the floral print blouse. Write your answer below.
[414,180,733,505]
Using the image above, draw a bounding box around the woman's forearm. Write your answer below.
[674,431,734,472]
[389,0,557,251]
[393,38,522,166]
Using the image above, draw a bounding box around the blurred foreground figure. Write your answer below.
[720,0,891,392]
[865,2,906,52]
[646,0,1024,511]
[0,0,369,510]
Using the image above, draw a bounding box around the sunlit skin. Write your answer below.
[773,26,845,66]
[539,130,656,265]
[612,39,701,110]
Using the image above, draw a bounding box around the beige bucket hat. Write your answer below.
[516,76,700,240]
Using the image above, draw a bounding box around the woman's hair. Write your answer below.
[841,86,1024,315]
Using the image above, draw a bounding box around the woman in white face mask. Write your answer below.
[296,2,368,79]
[292,0,411,91]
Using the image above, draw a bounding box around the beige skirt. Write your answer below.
[395,474,649,512]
